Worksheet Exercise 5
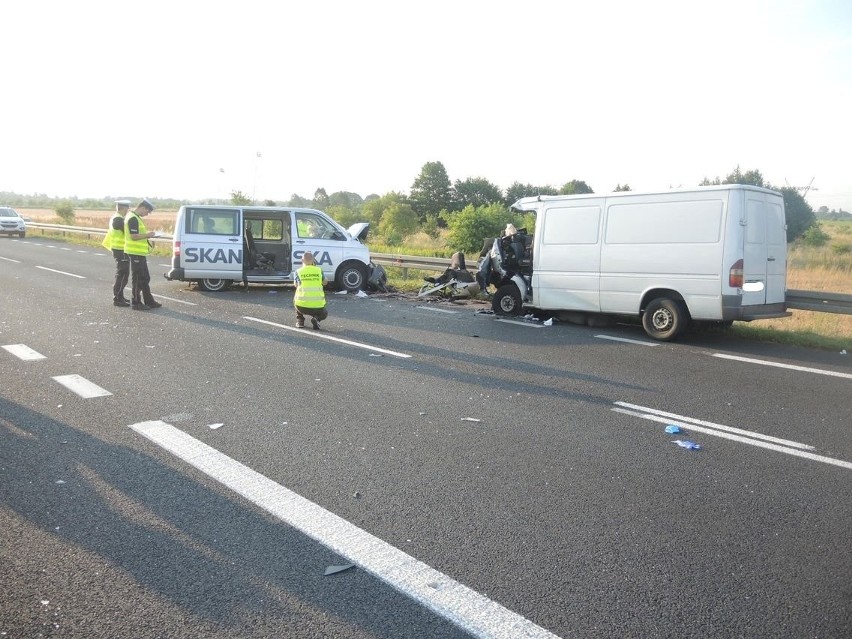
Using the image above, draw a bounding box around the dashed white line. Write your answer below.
[595,334,659,346]
[713,353,852,380]
[52,374,112,398]
[244,316,412,358]
[35,266,85,279]
[495,319,543,328]
[150,294,196,306]
[130,421,561,639]
[2,344,46,361]
[416,306,459,314]
[612,402,852,471]
[0,256,21,263]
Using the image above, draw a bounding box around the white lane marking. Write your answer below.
[149,294,196,306]
[2,344,47,361]
[130,421,561,639]
[244,316,412,359]
[495,319,543,328]
[59,247,72,251]
[416,306,459,314]
[76,250,88,253]
[52,375,112,398]
[595,334,659,347]
[0,256,21,263]
[35,266,85,279]
[713,353,852,380]
[612,406,852,471]
[613,401,815,450]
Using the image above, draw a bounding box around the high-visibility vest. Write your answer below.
[102,213,125,250]
[124,211,150,256]
[294,265,326,308]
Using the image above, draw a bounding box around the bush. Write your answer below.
[801,225,830,247]
[830,243,851,255]
[55,201,75,224]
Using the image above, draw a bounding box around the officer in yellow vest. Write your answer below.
[124,198,162,311]
[102,199,131,306]
[294,252,328,329]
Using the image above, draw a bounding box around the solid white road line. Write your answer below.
[595,334,659,346]
[2,344,46,361]
[244,316,412,359]
[613,401,815,450]
[35,266,85,279]
[150,294,197,306]
[0,256,21,263]
[713,353,852,380]
[416,306,459,314]
[130,421,561,639]
[612,405,852,471]
[495,319,543,328]
[52,374,112,398]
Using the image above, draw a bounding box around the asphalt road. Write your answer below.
[1,236,850,639]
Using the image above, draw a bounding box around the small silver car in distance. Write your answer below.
[0,207,27,238]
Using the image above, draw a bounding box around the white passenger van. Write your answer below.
[495,185,789,340]
[165,205,371,292]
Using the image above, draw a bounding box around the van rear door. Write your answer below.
[182,207,244,280]
[742,195,786,306]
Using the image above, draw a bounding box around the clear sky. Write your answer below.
[3,0,850,211]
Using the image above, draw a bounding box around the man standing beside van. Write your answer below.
[294,252,327,329]
[124,198,162,311]
[103,199,131,306]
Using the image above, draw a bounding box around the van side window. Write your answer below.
[295,213,336,240]
[245,218,285,241]
[188,209,239,236]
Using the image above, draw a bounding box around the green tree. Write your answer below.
[362,192,410,228]
[288,193,312,208]
[328,191,364,209]
[724,165,765,187]
[326,204,360,228]
[410,161,453,221]
[230,190,252,205]
[504,182,558,206]
[263,199,277,207]
[778,186,816,242]
[55,201,75,224]
[445,203,515,254]
[559,179,594,195]
[313,188,329,210]
[453,177,503,209]
[614,183,632,192]
[378,201,419,239]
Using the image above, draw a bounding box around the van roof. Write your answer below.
[178,204,325,214]
[511,184,783,210]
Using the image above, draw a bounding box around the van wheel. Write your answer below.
[335,262,368,292]
[642,298,688,341]
[198,278,232,292]
[492,284,522,316]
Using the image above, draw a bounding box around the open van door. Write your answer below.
[182,206,244,291]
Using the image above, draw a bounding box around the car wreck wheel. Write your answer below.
[492,284,522,316]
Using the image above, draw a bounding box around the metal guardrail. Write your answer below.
[24,224,852,315]
[785,289,852,315]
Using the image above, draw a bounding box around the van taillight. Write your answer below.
[729,258,743,288]
[174,241,181,257]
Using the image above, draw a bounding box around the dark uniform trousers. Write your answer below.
[295,305,328,324]
[129,255,156,306]
[111,249,130,301]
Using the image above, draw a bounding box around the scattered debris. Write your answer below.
[841,349,847,355]
[55,480,65,484]
[665,425,681,434]
[353,492,361,499]
[673,439,701,450]
[419,412,426,416]
[461,417,481,422]
[475,309,495,315]
[355,290,369,298]
[368,353,383,357]
[334,290,348,295]
[324,564,355,576]
[208,423,224,430]
[543,318,554,326]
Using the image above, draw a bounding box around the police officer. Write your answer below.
[103,199,131,306]
[293,251,327,329]
[124,198,162,311]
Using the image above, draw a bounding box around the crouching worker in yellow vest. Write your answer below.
[294,252,328,330]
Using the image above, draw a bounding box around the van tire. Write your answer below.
[335,262,368,292]
[197,278,232,292]
[642,297,687,341]
[492,284,522,316]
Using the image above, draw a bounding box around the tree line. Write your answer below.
[3,162,824,253]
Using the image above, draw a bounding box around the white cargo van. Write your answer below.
[492,185,789,340]
[164,205,372,292]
